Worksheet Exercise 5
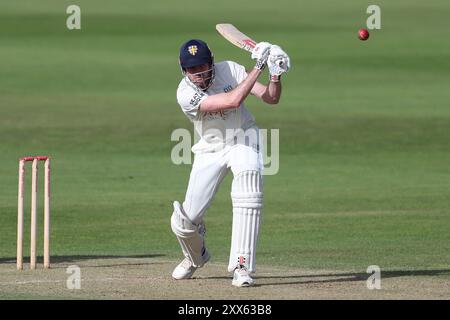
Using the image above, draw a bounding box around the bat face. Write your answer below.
[216,23,257,52]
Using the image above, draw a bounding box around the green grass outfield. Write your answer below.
[1,0,449,275]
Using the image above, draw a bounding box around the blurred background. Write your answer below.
[0,0,449,271]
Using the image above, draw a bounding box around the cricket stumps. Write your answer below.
[17,156,51,270]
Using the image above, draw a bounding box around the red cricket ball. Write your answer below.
[358,28,370,41]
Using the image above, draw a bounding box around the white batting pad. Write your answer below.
[171,201,207,267]
[228,171,263,273]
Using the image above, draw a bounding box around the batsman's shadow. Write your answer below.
[200,269,450,287]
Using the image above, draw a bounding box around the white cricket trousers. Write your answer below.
[182,143,263,224]
[181,138,264,273]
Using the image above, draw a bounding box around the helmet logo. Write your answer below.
[188,45,198,56]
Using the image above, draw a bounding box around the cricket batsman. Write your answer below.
[171,39,290,287]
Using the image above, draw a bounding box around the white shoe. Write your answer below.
[172,250,210,280]
[232,265,255,287]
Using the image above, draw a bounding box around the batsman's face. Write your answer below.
[185,64,213,90]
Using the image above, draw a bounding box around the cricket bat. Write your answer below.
[215,23,257,52]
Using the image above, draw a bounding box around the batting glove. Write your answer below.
[251,42,271,71]
[268,45,291,81]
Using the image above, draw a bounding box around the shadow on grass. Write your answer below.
[256,269,450,287]
[200,269,450,287]
[0,254,166,269]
